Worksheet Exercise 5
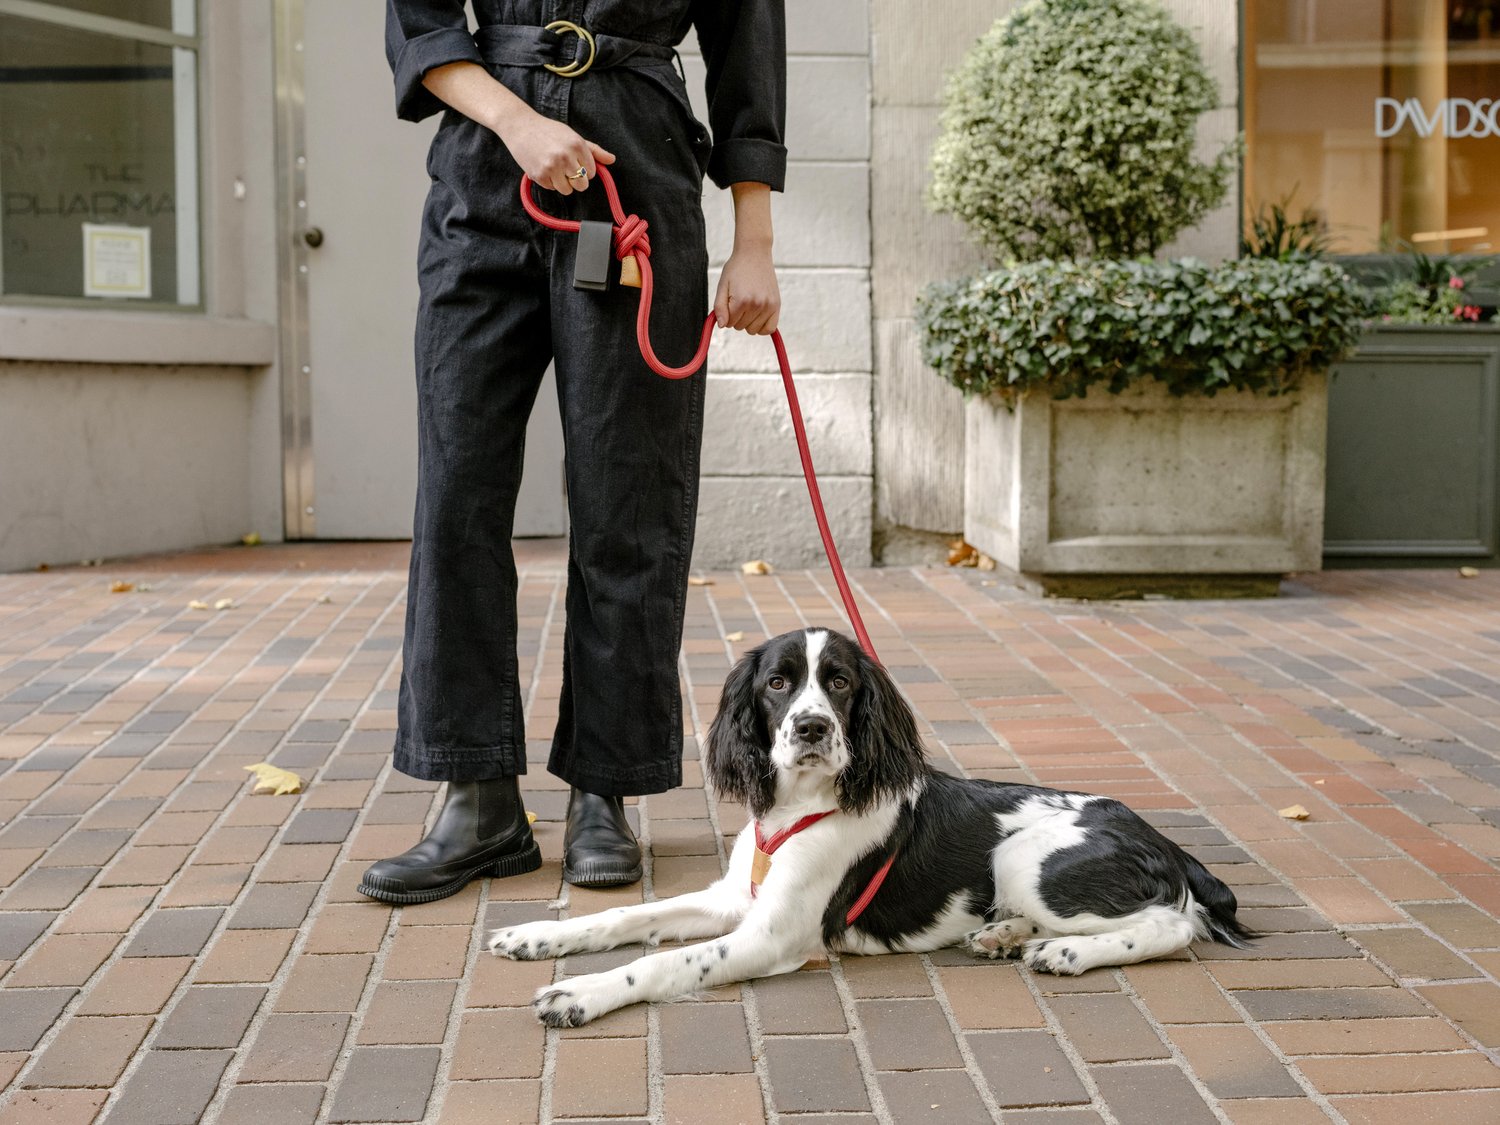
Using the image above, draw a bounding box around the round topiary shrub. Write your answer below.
[929,0,1237,261]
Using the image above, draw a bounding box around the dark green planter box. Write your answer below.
[1324,326,1500,564]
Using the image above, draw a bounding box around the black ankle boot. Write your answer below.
[563,788,642,888]
[358,777,541,904]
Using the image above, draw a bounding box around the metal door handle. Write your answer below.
[302,227,324,248]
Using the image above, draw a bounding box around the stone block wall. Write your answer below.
[682,1,874,568]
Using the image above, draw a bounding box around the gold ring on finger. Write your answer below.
[567,166,588,182]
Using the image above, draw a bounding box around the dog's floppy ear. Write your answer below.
[838,654,925,815]
[705,644,776,819]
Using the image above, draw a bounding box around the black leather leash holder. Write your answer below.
[574,219,613,291]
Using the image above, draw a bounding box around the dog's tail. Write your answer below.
[1184,856,1255,949]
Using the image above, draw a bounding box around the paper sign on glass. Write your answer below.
[83,223,152,299]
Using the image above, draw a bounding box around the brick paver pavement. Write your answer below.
[3,541,1500,1122]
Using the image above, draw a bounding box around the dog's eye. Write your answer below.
[831,675,849,691]
[768,675,787,691]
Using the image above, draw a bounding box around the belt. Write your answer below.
[475,21,676,78]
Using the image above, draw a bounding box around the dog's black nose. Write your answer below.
[794,715,831,743]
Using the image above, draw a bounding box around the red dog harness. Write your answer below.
[751,812,897,927]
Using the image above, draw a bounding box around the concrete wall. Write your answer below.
[0,2,284,573]
[871,0,1241,544]
[685,1,874,568]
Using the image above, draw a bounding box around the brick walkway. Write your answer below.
[3,542,1500,1123]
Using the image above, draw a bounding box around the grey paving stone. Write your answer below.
[858,998,965,1070]
[125,907,224,957]
[239,1013,350,1082]
[753,970,848,1034]
[0,865,98,911]
[98,733,166,757]
[281,809,359,845]
[764,1038,871,1113]
[328,1046,441,1123]
[967,1030,1090,1108]
[320,755,386,781]
[104,1049,234,1125]
[154,985,267,1049]
[228,882,320,929]
[878,1069,992,1124]
[0,911,53,959]
[272,744,336,769]
[1090,1063,1216,1125]
[37,830,133,868]
[218,1084,326,1125]
[126,710,190,733]
[0,816,79,849]
[290,719,348,742]
[0,986,76,1051]
[1233,987,1428,1021]
[659,1002,754,1074]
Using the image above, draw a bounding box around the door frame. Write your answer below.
[272,0,315,540]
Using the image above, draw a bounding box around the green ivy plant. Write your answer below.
[928,0,1237,261]
[917,258,1372,404]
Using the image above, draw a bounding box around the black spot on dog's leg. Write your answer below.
[718,943,729,960]
[626,974,635,986]
[1125,941,1134,951]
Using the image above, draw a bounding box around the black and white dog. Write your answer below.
[490,628,1251,1027]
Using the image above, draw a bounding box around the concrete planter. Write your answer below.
[964,375,1328,594]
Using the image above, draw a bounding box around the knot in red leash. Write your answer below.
[613,212,650,262]
[518,163,878,661]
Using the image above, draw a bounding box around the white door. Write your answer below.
[292,0,565,539]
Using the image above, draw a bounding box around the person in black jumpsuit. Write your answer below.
[360,0,786,903]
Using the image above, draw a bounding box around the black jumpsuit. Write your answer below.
[384,1,786,795]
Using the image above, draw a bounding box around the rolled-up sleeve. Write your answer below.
[691,0,788,191]
[385,0,483,122]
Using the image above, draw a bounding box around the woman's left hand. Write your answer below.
[715,245,781,336]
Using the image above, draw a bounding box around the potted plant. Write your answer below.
[917,0,1370,595]
[1320,247,1500,564]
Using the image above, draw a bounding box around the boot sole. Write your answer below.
[563,859,644,889]
[357,838,543,905]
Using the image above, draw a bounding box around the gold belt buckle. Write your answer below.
[543,19,596,78]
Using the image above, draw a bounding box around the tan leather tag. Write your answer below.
[751,846,772,888]
[619,255,642,288]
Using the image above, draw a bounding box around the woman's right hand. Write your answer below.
[421,62,614,195]
[495,109,615,195]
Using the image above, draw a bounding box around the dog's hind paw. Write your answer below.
[1022,938,1083,976]
[962,917,1038,960]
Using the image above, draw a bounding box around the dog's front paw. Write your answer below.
[489,921,566,961]
[532,984,591,1028]
[1022,938,1083,976]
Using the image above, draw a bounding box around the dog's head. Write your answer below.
[704,628,925,818]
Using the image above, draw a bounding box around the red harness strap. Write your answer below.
[750,811,896,926]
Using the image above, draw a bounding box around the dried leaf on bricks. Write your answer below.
[241,532,262,547]
[947,539,977,567]
[688,576,714,587]
[214,598,235,610]
[726,631,745,642]
[188,600,211,610]
[1460,566,1480,578]
[741,560,773,576]
[244,762,304,796]
[110,581,135,593]
[1277,804,1310,821]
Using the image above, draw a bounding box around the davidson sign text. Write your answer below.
[1376,96,1500,139]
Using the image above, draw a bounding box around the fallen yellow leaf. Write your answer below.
[1278,804,1310,821]
[110,581,134,593]
[188,600,211,610]
[741,560,773,576]
[1460,566,1480,578]
[688,576,715,586]
[244,762,304,796]
[526,810,537,825]
[726,631,745,642]
[214,598,235,610]
[975,553,996,571]
[947,540,977,567]
[241,532,262,547]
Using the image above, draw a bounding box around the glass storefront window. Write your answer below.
[0,2,199,306]
[1246,0,1500,255]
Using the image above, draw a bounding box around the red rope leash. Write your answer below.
[519,165,878,660]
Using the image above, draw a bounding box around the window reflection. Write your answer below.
[1246,0,1500,254]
